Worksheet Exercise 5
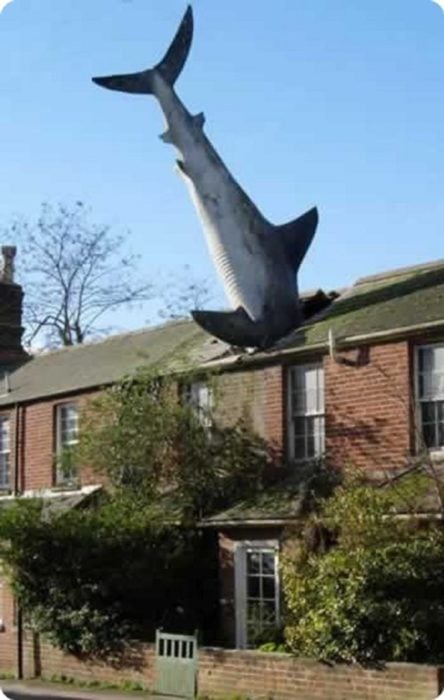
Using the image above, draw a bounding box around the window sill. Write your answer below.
[428,450,444,464]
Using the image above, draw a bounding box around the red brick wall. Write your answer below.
[216,366,284,451]
[2,342,418,494]
[2,637,442,700]
[21,639,156,689]
[12,391,99,492]
[199,649,441,700]
[0,579,16,675]
[324,341,412,476]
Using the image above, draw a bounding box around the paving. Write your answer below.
[2,681,179,700]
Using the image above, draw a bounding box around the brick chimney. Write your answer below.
[0,246,27,364]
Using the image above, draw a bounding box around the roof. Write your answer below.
[0,258,444,406]
[0,320,228,407]
[200,484,306,527]
[0,484,102,517]
[200,465,338,527]
[273,258,444,353]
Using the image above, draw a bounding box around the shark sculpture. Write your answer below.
[93,6,318,349]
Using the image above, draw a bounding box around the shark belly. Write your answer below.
[153,75,273,321]
[179,165,270,321]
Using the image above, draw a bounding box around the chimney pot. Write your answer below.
[1,246,16,283]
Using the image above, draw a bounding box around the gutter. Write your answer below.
[201,317,444,371]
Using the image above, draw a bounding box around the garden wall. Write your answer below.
[2,636,442,700]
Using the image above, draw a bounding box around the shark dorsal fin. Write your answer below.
[276,207,318,272]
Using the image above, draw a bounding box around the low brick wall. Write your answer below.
[21,639,156,689]
[199,648,441,700]
[1,635,441,700]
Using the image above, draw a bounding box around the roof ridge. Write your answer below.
[355,258,444,287]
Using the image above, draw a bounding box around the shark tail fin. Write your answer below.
[92,5,193,94]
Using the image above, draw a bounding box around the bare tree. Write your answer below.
[157,264,215,322]
[9,202,153,348]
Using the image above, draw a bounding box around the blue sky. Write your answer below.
[0,0,443,331]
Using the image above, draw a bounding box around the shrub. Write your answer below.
[282,478,444,663]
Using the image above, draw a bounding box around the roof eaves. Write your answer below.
[199,517,298,528]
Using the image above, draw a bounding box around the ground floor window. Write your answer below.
[234,541,279,649]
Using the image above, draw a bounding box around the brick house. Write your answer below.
[0,254,444,671]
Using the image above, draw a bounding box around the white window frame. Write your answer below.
[234,540,280,649]
[287,363,325,463]
[415,344,444,454]
[0,416,11,491]
[55,402,79,484]
[182,380,214,428]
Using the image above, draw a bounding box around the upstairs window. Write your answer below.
[417,345,444,451]
[288,363,325,462]
[182,381,213,428]
[0,416,10,491]
[55,403,79,485]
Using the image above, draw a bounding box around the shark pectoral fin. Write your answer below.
[160,129,174,144]
[192,307,268,348]
[175,159,191,178]
[276,206,318,272]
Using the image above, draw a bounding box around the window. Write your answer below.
[417,345,444,451]
[235,542,279,649]
[182,381,213,427]
[288,363,325,461]
[55,403,79,485]
[0,416,10,491]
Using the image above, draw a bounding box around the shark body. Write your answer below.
[93,6,318,349]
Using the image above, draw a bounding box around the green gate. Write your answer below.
[154,630,198,699]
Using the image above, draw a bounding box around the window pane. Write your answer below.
[0,418,9,452]
[306,430,315,458]
[419,347,433,374]
[432,347,444,370]
[292,417,306,438]
[247,552,260,575]
[262,600,277,624]
[247,576,260,598]
[422,421,436,448]
[293,436,307,460]
[304,367,320,414]
[421,402,435,424]
[262,576,276,599]
[0,454,10,489]
[437,401,444,447]
[262,553,275,576]
[421,372,444,400]
[246,600,261,624]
